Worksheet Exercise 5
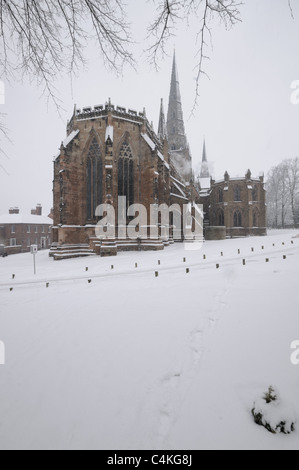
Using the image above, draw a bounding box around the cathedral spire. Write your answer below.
[167,51,192,181]
[167,51,185,146]
[157,99,167,141]
[200,139,210,178]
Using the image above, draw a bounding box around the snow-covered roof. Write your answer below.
[0,214,53,225]
[173,181,187,198]
[170,193,189,201]
[141,133,156,151]
[199,178,211,190]
[170,176,186,188]
[105,125,114,143]
[55,129,80,158]
[141,133,170,169]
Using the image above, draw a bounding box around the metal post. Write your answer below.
[33,253,36,275]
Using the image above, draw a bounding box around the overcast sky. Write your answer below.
[0,0,299,216]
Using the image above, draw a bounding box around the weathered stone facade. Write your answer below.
[51,100,192,259]
[50,54,266,260]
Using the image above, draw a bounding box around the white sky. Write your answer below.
[0,0,299,216]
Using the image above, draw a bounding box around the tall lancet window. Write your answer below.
[118,141,134,210]
[86,138,103,220]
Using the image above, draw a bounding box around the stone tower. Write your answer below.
[200,139,210,178]
[167,52,192,182]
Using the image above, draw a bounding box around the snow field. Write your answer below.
[0,230,298,450]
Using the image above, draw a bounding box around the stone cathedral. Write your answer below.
[50,53,266,260]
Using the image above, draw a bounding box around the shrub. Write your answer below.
[252,386,295,435]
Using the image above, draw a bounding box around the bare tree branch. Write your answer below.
[0,113,10,174]
[288,0,294,19]
[146,0,243,114]
[0,0,134,107]
[146,0,181,69]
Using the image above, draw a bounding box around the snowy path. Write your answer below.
[0,230,298,450]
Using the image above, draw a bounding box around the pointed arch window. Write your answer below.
[218,188,224,203]
[234,185,241,202]
[253,210,259,227]
[234,210,242,228]
[218,209,225,226]
[86,138,103,220]
[118,141,134,210]
[252,185,258,202]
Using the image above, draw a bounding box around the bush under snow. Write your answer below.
[252,387,296,435]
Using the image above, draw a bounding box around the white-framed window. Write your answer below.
[10,238,17,247]
[42,225,45,233]
[35,226,38,234]
[27,225,31,233]
[11,225,15,234]
[27,239,31,247]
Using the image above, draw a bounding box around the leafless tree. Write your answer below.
[0,113,10,174]
[285,157,299,226]
[267,166,281,228]
[0,0,136,171]
[267,158,299,229]
[0,0,134,109]
[0,0,295,114]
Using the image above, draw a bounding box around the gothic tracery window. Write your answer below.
[234,185,241,202]
[253,210,259,227]
[118,141,134,210]
[86,138,103,220]
[234,210,242,227]
[218,188,224,203]
[252,185,258,202]
[218,209,225,226]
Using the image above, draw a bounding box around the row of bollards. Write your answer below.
[8,239,295,291]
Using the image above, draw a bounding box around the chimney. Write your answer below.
[9,208,14,214]
[32,204,42,216]
[36,204,42,216]
[9,207,19,214]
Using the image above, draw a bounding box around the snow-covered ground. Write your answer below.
[0,230,298,450]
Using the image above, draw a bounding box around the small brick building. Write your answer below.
[197,144,267,238]
[0,205,53,256]
[208,170,266,237]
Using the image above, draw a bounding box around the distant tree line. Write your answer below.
[267,158,299,228]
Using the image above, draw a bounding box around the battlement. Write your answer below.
[74,101,146,123]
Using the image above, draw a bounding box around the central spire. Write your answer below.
[167,51,186,147]
[166,51,192,181]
